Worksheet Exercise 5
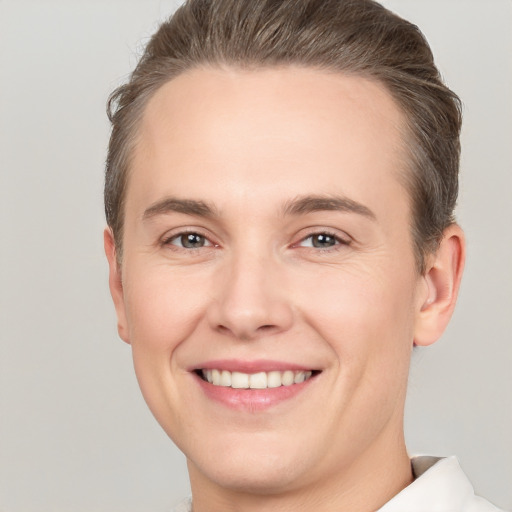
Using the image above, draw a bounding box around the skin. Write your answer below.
[105,66,465,512]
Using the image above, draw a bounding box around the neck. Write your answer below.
[187,429,413,512]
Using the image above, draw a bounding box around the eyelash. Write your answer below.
[161,229,351,253]
[161,230,215,250]
[295,231,351,251]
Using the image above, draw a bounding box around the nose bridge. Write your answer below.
[208,242,293,339]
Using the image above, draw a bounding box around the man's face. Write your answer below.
[110,67,429,493]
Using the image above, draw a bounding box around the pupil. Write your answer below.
[182,233,204,248]
[313,234,335,248]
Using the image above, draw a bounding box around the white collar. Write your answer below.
[377,456,500,511]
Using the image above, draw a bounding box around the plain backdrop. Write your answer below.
[1,1,511,511]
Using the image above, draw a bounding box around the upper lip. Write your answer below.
[190,359,319,373]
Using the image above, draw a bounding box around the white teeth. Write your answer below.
[294,371,305,384]
[231,371,249,389]
[211,369,221,385]
[267,371,282,388]
[249,372,267,389]
[200,369,315,389]
[220,370,231,387]
[281,370,294,386]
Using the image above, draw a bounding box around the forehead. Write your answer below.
[129,66,409,219]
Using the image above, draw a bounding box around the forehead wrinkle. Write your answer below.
[282,194,377,220]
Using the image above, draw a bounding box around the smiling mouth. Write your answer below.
[196,369,319,389]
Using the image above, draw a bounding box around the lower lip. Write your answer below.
[194,373,316,411]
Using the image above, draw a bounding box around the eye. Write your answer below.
[166,232,212,249]
[298,232,349,249]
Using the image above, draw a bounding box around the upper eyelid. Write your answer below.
[304,232,346,241]
[158,227,352,247]
[296,234,350,249]
[161,228,216,245]
[296,227,352,243]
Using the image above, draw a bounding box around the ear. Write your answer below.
[104,228,131,344]
[414,224,465,346]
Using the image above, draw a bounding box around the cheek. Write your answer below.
[121,263,214,439]
[295,261,418,365]
[122,263,212,353]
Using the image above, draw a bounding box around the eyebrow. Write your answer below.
[142,197,218,221]
[283,194,376,220]
[142,194,376,222]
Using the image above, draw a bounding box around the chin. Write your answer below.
[186,434,318,495]
[191,456,309,495]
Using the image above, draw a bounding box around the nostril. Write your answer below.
[214,323,277,340]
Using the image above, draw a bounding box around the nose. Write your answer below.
[207,251,294,341]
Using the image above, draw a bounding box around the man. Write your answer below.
[104,0,504,510]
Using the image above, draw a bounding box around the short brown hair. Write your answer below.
[105,0,462,272]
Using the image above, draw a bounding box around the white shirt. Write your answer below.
[378,456,504,511]
[172,456,505,512]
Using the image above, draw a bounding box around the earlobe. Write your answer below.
[104,228,131,344]
[414,224,465,346]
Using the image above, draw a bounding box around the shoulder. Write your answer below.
[378,456,506,512]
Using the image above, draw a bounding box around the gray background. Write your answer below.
[0,0,510,510]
